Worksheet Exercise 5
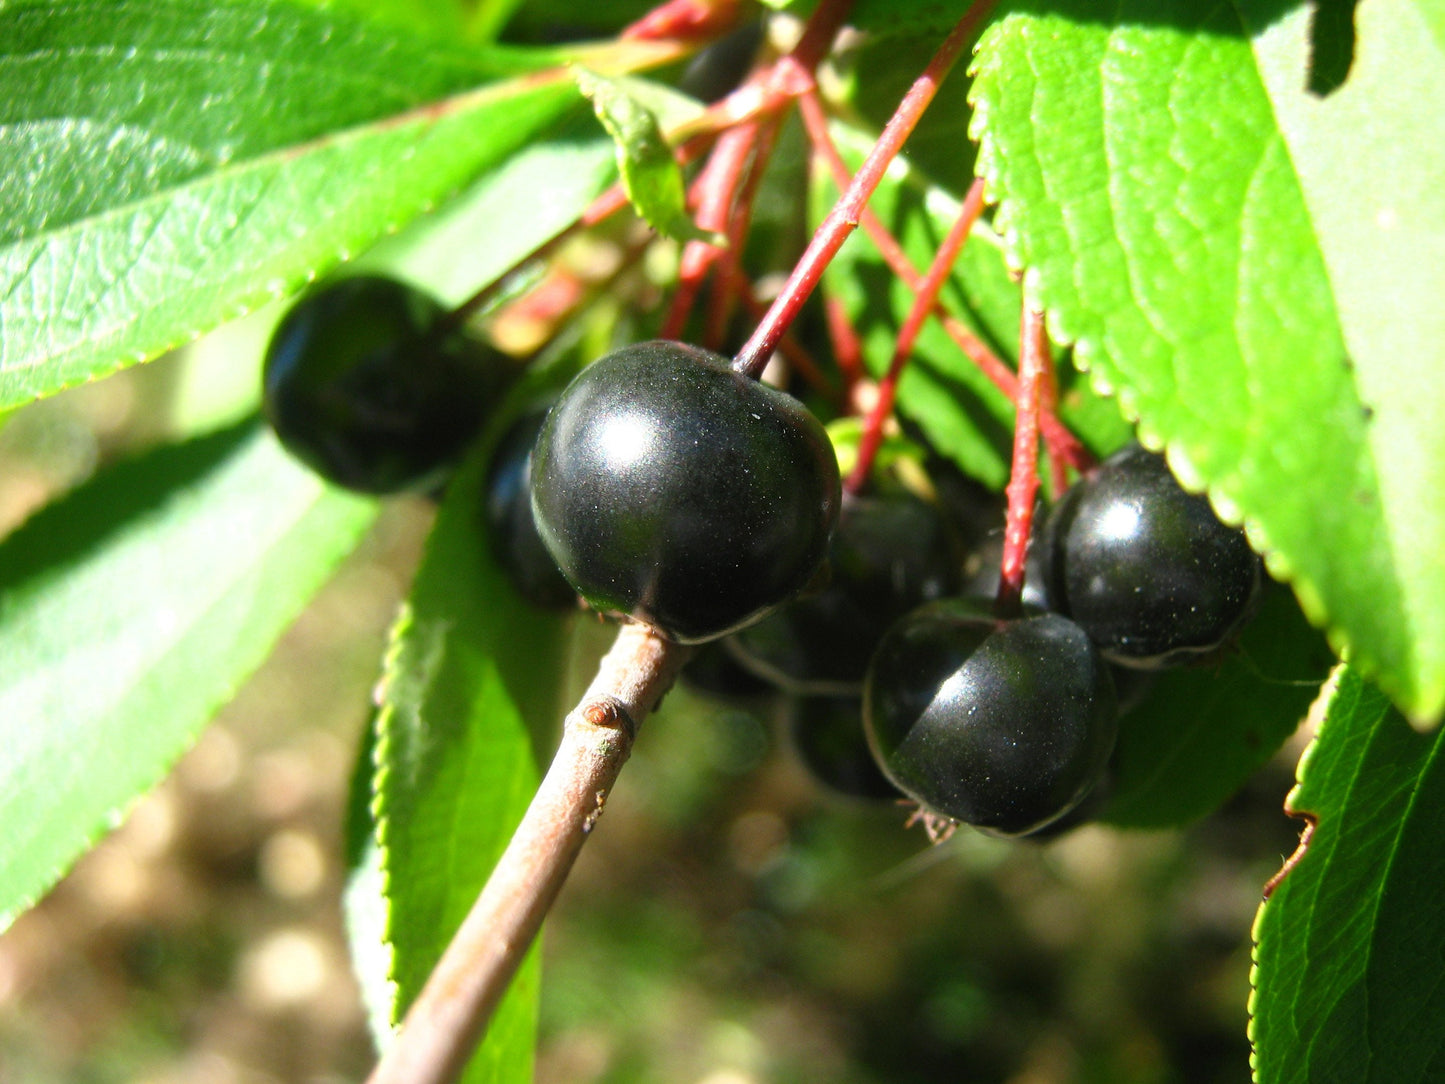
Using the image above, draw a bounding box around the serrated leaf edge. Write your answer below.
[366,596,416,1037]
[4,69,576,408]
[963,33,1430,724]
[1245,662,1341,1079]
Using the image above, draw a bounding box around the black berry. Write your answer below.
[1042,444,1262,668]
[678,20,765,103]
[263,275,506,494]
[530,340,840,644]
[790,695,900,802]
[962,524,1049,612]
[484,407,576,611]
[728,489,962,694]
[680,641,778,701]
[864,598,1117,836]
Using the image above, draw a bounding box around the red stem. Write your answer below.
[724,266,843,405]
[621,0,742,42]
[996,303,1048,618]
[660,119,759,341]
[732,2,991,378]
[661,0,853,344]
[786,0,858,71]
[825,293,864,393]
[1037,344,1071,495]
[439,0,849,343]
[704,115,783,348]
[796,84,1092,476]
[847,180,986,493]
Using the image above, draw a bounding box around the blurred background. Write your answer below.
[0,346,1305,1084]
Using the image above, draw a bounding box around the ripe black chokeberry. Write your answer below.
[790,695,899,802]
[530,340,840,644]
[962,526,1049,611]
[484,407,576,611]
[1042,444,1262,668]
[263,275,506,494]
[864,598,1116,836]
[680,641,777,701]
[728,489,962,695]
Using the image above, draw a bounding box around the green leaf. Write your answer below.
[1249,664,1445,1081]
[369,435,571,1080]
[817,122,1131,488]
[1235,0,1445,728]
[969,2,1445,724]
[1100,587,1333,829]
[358,106,618,305]
[0,0,584,411]
[294,0,469,38]
[465,0,529,43]
[0,419,378,929]
[343,711,395,1051]
[575,67,719,244]
[169,107,617,440]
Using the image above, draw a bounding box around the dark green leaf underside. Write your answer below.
[1250,665,1445,1082]
[1100,587,1333,829]
[0,420,377,929]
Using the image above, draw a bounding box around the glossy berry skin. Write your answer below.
[791,695,900,802]
[263,276,503,494]
[530,340,841,644]
[484,408,576,611]
[962,526,1049,612]
[728,490,962,695]
[864,598,1117,836]
[1043,444,1262,668]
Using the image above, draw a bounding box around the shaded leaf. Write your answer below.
[369,433,571,1080]
[0,420,378,929]
[1249,664,1445,1081]
[1100,586,1333,829]
[783,0,980,38]
[818,122,1131,488]
[835,28,980,196]
[970,1,1445,724]
[575,67,719,244]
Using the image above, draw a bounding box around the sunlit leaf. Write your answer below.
[970,1,1445,724]
[0,420,377,928]
[0,0,585,409]
[366,431,571,1081]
